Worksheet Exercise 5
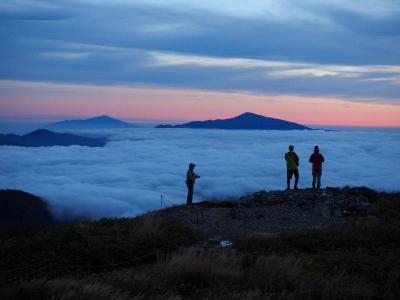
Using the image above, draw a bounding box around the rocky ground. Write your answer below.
[156,187,377,247]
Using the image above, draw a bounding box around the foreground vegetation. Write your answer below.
[1,189,399,299]
[0,216,196,283]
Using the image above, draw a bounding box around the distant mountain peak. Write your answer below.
[156,112,310,130]
[239,112,257,116]
[24,129,54,137]
[46,115,137,130]
[89,115,115,120]
[236,112,263,118]
[28,128,51,134]
[65,115,120,122]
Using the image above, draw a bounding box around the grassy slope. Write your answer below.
[1,190,400,299]
[0,216,196,283]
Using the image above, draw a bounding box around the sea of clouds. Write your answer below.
[1,128,399,219]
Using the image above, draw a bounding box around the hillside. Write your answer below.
[46,115,136,130]
[156,112,310,130]
[0,190,54,234]
[1,187,399,299]
[0,129,107,147]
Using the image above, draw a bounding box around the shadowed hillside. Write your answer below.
[0,190,54,234]
[1,187,400,299]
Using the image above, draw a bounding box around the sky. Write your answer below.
[1,0,400,126]
[1,127,399,219]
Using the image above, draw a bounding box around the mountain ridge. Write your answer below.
[156,112,310,130]
[0,129,107,147]
[46,115,137,130]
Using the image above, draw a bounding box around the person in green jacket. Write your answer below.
[186,163,200,206]
[285,145,300,190]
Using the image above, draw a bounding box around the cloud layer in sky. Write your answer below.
[0,0,400,102]
[1,128,399,219]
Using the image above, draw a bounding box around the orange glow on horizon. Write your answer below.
[0,80,399,127]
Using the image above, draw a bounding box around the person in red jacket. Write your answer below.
[309,146,325,189]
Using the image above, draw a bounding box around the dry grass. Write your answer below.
[0,241,391,299]
[153,250,377,299]
[1,190,400,299]
[1,278,129,300]
[0,215,196,283]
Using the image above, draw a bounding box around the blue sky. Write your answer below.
[0,0,400,125]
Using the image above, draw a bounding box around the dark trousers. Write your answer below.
[312,170,322,189]
[287,170,299,188]
[186,182,194,205]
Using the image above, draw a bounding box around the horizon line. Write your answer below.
[1,114,400,129]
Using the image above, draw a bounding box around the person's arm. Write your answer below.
[309,154,313,163]
[321,154,325,162]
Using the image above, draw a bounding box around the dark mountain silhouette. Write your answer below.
[46,115,137,130]
[156,112,310,130]
[0,190,54,233]
[0,129,107,147]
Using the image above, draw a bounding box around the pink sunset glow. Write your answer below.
[0,80,399,127]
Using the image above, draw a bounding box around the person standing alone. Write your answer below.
[309,146,325,189]
[285,145,300,190]
[186,163,200,206]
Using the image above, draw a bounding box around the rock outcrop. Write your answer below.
[158,187,378,245]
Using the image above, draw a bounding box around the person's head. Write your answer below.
[189,163,196,169]
[314,145,319,153]
[288,145,294,151]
